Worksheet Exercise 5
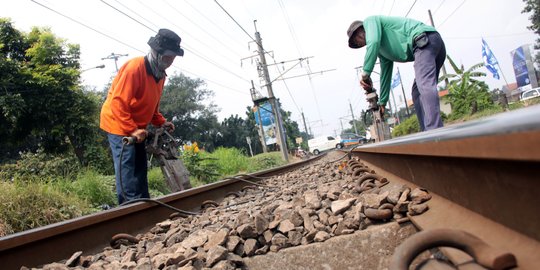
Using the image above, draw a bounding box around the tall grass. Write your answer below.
[0,180,90,236]
[248,152,286,172]
[208,147,249,176]
[148,166,170,197]
[70,170,116,208]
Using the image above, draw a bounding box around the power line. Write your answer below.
[99,0,251,84]
[30,0,142,53]
[388,0,396,15]
[158,0,244,59]
[438,0,468,28]
[214,0,257,42]
[433,0,446,16]
[99,0,155,33]
[112,0,160,31]
[405,0,418,17]
[179,0,245,48]
[30,0,249,96]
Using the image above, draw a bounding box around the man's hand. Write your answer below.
[162,121,175,132]
[360,73,373,90]
[130,129,148,143]
[379,105,385,115]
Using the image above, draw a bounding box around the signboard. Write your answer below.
[253,102,277,145]
[511,46,529,87]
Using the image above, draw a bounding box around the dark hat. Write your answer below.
[148,29,184,56]
[347,20,363,49]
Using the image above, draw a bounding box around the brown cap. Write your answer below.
[347,20,363,49]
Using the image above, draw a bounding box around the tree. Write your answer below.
[0,19,101,166]
[522,0,540,65]
[159,72,221,151]
[439,56,493,119]
[215,114,254,154]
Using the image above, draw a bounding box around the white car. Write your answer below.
[308,135,341,155]
[521,88,540,101]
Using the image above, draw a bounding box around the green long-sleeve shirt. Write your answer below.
[361,16,436,106]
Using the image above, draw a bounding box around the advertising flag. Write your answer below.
[391,71,401,89]
[482,38,500,79]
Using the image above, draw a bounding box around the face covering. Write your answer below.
[147,49,166,80]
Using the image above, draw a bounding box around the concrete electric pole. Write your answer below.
[254,22,289,162]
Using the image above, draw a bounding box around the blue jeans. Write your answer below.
[412,31,446,131]
[107,133,149,204]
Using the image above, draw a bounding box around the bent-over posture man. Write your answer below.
[347,16,446,131]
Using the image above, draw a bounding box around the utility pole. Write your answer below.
[250,80,268,153]
[428,9,449,88]
[390,85,400,123]
[101,52,128,72]
[301,111,309,137]
[254,22,288,162]
[349,100,359,135]
[397,67,411,116]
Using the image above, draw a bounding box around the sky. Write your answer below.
[1,0,537,137]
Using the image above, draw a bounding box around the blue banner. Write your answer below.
[511,46,530,87]
[482,38,500,80]
[253,102,277,145]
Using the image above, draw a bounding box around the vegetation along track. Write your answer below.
[1,105,540,269]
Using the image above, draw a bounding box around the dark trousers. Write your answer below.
[107,133,149,204]
[412,31,446,131]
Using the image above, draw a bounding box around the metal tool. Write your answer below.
[365,87,391,142]
[145,127,192,192]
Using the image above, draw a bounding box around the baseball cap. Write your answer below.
[347,20,364,49]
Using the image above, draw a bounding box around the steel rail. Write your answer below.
[0,154,324,269]
[351,105,540,269]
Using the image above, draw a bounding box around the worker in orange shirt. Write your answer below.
[100,29,183,204]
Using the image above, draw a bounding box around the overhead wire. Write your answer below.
[99,0,251,84]
[30,0,249,95]
[180,0,246,48]
[30,0,142,52]
[99,0,156,33]
[276,0,323,124]
[405,0,418,18]
[437,0,468,28]
[158,0,245,60]
[388,0,396,15]
[432,0,446,16]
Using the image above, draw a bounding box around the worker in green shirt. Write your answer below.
[347,16,445,131]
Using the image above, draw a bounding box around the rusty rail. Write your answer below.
[0,154,324,269]
[351,105,540,269]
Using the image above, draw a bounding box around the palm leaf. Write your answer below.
[446,55,461,74]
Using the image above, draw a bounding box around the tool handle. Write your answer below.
[122,136,137,145]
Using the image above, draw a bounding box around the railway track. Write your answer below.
[1,105,539,269]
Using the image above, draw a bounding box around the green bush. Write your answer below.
[0,150,80,182]
[209,147,249,176]
[147,167,170,196]
[70,170,116,208]
[248,152,286,172]
[181,144,220,184]
[0,180,90,235]
[392,115,420,137]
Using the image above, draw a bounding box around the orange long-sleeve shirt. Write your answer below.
[100,56,167,136]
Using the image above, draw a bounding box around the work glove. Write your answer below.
[360,73,373,91]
